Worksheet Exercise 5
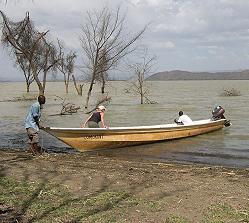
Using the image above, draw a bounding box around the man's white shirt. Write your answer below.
[178,115,192,125]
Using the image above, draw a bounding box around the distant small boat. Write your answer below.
[43,119,227,152]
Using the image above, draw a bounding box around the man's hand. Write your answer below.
[174,119,183,125]
[39,125,44,130]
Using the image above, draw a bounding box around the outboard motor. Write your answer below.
[211,105,231,127]
[212,105,225,120]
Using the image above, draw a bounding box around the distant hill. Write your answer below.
[146,70,249,81]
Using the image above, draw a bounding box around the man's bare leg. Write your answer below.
[28,144,35,155]
[30,143,43,155]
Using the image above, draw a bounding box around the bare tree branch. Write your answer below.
[57,41,76,93]
[0,11,62,95]
[80,6,147,108]
[128,49,157,104]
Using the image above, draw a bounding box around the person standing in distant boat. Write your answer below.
[174,111,192,125]
[81,105,108,128]
[25,95,46,155]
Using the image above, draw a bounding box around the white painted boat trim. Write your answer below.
[47,119,220,131]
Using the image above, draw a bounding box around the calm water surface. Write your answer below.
[0,80,248,168]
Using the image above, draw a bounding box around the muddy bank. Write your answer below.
[1,149,249,222]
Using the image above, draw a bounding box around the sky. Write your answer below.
[1,0,249,80]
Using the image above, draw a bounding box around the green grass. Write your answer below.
[1,177,249,223]
[202,203,249,223]
[0,176,130,222]
[165,216,191,223]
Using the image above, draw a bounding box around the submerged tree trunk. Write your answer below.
[72,75,83,96]
[31,65,45,96]
[63,74,69,94]
[101,75,106,94]
[140,88,144,104]
[85,81,94,108]
[42,70,48,94]
[66,84,69,94]
[85,63,97,108]
[24,75,31,93]
[65,74,70,94]
[26,83,30,93]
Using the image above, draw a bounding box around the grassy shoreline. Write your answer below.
[1,149,249,223]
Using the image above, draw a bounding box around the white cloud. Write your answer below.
[1,0,249,78]
[151,41,175,49]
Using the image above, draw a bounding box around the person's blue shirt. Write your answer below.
[25,102,41,131]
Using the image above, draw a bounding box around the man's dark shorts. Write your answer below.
[26,128,39,144]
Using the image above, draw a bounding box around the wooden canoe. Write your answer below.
[42,119,227,152]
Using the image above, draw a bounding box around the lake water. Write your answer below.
[0,80,248,168]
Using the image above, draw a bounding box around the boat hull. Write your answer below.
[43,119,226,152]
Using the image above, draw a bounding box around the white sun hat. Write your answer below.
[98,105,106,111]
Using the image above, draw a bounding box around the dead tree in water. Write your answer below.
[1,11,46,95]
[80,6,147,108]
[95,48,108,94]
[38,38,61,95]
[15,52,34,92]
[85,94,111,114]
[220,88,241,96]
[58,42,76,93]
[52,96,80,115]
[61,102,80,115]
[0,11,60,95]
[129,49,157,104]
[72,74,84,96]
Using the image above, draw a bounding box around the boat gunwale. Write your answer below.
[43,119,225,135]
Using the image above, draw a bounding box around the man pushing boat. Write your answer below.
[24,95,46,155]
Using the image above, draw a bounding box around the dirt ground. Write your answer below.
[0,149,249,223]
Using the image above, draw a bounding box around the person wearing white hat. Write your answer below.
[81,105,108,128]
